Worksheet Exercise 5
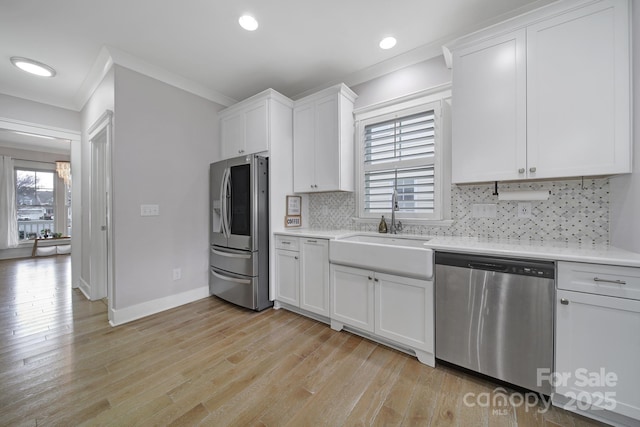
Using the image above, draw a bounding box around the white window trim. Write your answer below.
[354,87,452,225]
[14,160,68,239]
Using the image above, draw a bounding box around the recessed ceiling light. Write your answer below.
[379,37,397,50]
[10,57,56,77]
[239,15,259,31]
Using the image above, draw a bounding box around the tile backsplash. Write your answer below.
[308,178,609,245]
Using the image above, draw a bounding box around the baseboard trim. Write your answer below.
[110,286,210,326]
[78,277,91,300]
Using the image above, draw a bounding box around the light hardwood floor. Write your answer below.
[0,256,604,426]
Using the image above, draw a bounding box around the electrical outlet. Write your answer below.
[472,204,497,218]
[172,268,181,281]
[517,202,532,218]
[141,204,160,216]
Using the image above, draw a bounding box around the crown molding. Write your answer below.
[75,46,237,111]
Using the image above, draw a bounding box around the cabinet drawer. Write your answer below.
[275,236,299,251]
[558,262,640,301]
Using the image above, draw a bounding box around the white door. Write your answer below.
[300,239,329,316]
[330,264,374,332]
[293,101,316,192]
[556,290,640,420]
[451,29,527,183]
[275,249,299,306]
[90,129,108,301]
[374,273,433,352]
[314,94,339,191]
[526,0,630,178]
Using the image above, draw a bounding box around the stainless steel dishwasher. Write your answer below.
[435,252,555,395]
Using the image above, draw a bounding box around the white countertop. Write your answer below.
[274,229,640,268]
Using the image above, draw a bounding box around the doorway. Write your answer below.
[88,111,114,322]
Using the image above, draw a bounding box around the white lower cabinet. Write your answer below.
[274,236,329,317]
[330,264,434,366]
[299,239,330,316]
[554,261,640,425]
[274,247,299,306]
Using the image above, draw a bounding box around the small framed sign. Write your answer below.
[286,196,302,216]
[285,215,302,228]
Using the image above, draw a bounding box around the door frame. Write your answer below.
[88,111,115,323]
[0,117,82,289]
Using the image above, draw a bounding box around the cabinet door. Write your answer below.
[220,113,244,160]
[452,29,527,183]
[313,94,340,191]
[300,239,329,316]
[275,249,299,306]
[374,273,433,353]
[330,264,374,332]
[556,290,640,420]
[244,100,269,155]
[527,1,630,179]
[293,102,316,192]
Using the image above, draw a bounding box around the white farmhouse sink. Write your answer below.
[330,234,433,280]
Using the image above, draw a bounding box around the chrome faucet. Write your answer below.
[390,189,402,234]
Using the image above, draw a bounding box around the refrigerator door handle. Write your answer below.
[210,268,252,285]
[220,167,231,238]
[211,247,251,259]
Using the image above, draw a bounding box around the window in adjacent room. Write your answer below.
[15,168,55,240]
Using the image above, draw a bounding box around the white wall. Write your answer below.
[609,3,640,253]
[80,68,115,286]
[351,56,451,110]
[111,65,221,310]
[0,93,80,130]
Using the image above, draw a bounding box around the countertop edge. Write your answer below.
[273,230,640,268]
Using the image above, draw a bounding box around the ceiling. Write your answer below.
[1,0,555,112]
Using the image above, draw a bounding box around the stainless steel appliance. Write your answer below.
[209,155,271,311]
[435,252,555,395]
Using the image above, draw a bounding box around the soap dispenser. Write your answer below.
[378,216,388,233]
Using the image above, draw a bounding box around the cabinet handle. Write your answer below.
[306,239,317,243]
[529,167,536,173]
[560,298,569,305]
[518,168,525,174]
[593,277,626,285]
[281,241,290,245]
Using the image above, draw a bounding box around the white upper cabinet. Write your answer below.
[448,0,631,183]
[451,30,527,183]
[219,89,293,160]
[293,83,357,193]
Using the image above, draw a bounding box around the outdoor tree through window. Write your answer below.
[16,169,55,239]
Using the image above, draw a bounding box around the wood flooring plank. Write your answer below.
[0,256,608,427]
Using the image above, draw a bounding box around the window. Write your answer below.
[355,93,450,222]
[15,169,55,240]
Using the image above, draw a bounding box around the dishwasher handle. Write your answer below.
[468,262,509,273]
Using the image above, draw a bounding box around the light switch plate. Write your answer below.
[472,204,497,218]
[141,204,160,216]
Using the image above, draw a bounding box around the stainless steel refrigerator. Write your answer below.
[209,154,271,311]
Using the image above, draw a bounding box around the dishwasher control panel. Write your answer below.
[435,252,555,279]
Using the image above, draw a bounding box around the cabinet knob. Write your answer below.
[560,298,569,305]
[529,167,536,173]
[368,276,373,280]
[294,256,298,260]
[374,278,379,282]
[518,168,525,174]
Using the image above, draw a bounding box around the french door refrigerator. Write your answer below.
[209,154,271,311]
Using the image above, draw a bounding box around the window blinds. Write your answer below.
[363,110,436,214]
